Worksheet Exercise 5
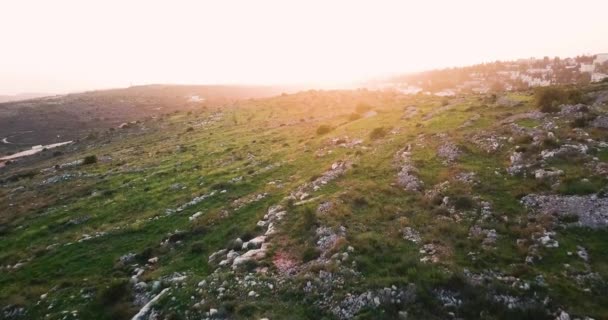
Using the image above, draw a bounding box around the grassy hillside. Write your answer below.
[1,84,608,319]
[0,85,293,156]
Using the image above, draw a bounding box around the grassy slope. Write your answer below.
[1,85,608,319]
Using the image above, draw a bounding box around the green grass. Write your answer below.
[1,86,608,319]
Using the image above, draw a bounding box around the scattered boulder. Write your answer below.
[402,227,421,243]
[538,231,559,248]
[242,236,266,250]
[402,106,418,119]
[420,243,444,263]
[437,141,461,164]
[461,113,481,128]
[559,104,588,116]
[540,144,588,160]
[176,190,217,212]
[317,201,334,214]
[316,226,346,257]
[522,194,608,228]
[189,211,203,221]
[469,226,498,248]
[455,172,477,184]
[507,151,526,175]
[472,134,504,153]
[576,246,589,262]
[169,183,184,191]
[119,252,137,264]
[496,96,522,108]
[293,161,351,198]
[555,310,570,320]
[232,243,269,268]
[208,249,228,264]
[591,116,608,129]
[534,168,563,180]
[330,285,416,320]
[395,145,423,191]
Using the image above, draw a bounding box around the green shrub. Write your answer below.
[300,208,317,232]
[316,125,333,135]
[514,135,533,145]
[432,207,451,216]
[541,137,560,148]
[98,279,130,307]
[348,113,362,121]
[570,114,595,128]
[534,86,585,113]
[309,174,322,182]
[4,170,38,183]
[302,246,321,262]
[353,196,369,207]
[559,214,579,223]
[211,181,230,190]
[570,117,588,128]
[369,127,387,140]
[190,241,205,253]
[558,178,601,195]
[355,103,373,114]
[240,259,258,272]
[453,195,474,210]
[82,155,97,165]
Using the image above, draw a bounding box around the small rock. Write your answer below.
[556,310,570,320]
[373,296,381,306]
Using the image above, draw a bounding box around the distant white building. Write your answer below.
[592,73,608,82]
[580,64,595,73]
[398,86,423,95]
[519,74,551,87]
[526,67,551,74]
[594,53,608,65]
[434,89,456,97]
[188,95,204,102]
[506,71,520,80]
[472,86,490,94]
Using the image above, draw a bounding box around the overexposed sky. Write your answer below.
[1,0,607,95]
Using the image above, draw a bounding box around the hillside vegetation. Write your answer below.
[0,85,291,155]
[2,83,608,319]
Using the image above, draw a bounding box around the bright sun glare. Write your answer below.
[1,0,607,94]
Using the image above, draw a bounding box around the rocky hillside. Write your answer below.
[1,83,608,319]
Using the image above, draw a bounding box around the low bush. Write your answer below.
[535,86,585,113]
[316,125,333,135]
[97,279,131,307]
[348,113,362,121]
[82,155,97,165]
[190,241,205,253]
[432,207,451,216]
[570,114,595,128]
[570,117,588,128]
[369,127,387,140]
[355,103,373,114]
[302,246,321,262]
[453,195,474,210]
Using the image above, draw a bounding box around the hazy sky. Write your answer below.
[1,0,607,95]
